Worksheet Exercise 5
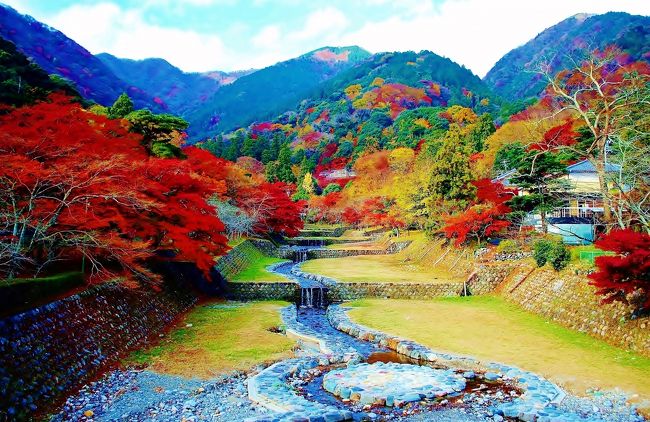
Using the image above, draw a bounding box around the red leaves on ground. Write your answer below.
[589,229,650,312]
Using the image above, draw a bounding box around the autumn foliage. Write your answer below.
[589,229,650,313]
[0,95,303,284]
[238,182,305,237]
[529,120,578,151]
[441,179,513,245]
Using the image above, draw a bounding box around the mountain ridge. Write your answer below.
[0,3,164,111]
[484,11,650,100]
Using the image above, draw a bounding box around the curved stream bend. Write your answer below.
[245,248,639,422]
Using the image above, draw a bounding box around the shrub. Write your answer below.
[549,242,570,271]
[533,239,554,267]
[589,229,650,314]
[496,239,519,254]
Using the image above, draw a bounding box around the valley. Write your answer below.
[0,2,648,421]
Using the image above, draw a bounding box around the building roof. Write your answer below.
[491,169,517,186]
[492,159,622,187]
[566,160,621,174]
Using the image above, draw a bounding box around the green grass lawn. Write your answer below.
[230,257,290,283]
[126,301,295,378]
[347,297,650,410]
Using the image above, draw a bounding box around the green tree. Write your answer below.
[322,183,341,195]
[202,135,224,157]
[241,134,257,158]
[275,144,297,184]
[299,156,317,176]
[428,125,476,204]
[467,113,496,152]
[108,93,134,119]
[509,151,567,233]
[261,148,273,164]
[124,109,188,158]
[493,142,527,175]
[224,131,244,161]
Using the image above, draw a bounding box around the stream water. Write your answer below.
[264,247,522,421]
[51,243,643,421]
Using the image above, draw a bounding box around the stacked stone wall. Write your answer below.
[327,282,464,301]
[224,281,298,301]
[0,281,196,418]
[308,241,411,259]
[215,240,274,279]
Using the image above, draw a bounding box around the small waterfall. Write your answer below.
[294,249,308,263]
[298,287,328,309]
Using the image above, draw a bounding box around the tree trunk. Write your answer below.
[594,154,612,227]
[540,209,548,234]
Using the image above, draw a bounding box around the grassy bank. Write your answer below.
[347,297,650,410]
[230,256,290,283]
[126,301,295,378]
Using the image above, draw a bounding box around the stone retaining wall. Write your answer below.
[298,226,348,238]
[215,240,262,280]
[224,281,298,302]
[249,239,293,259]
[327,282,464,301]
[215,239,293,280]
[505,266,649,357]
[308,241,411,259]
[468,263,521,295]
[0,281,196,419]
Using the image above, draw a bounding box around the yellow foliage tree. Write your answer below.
[388,147,415,174]
[443,105,477,127]
[344,84,362,100]
[297,124,314,138]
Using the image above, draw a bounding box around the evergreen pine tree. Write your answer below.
[275,144,297,184]
[108,93,134,119]
[241,135,256,158]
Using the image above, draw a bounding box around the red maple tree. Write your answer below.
[441,180,512,246]
[0,94,228,283]
[589,229,650,313]
[442,205,511,246]
[238,182,305,237]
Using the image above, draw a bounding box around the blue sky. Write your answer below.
[3,0,649,75]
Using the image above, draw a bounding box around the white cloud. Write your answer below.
[252,25,281,49]
[237,7,351,69]
[336,0,650,77]
[290,7,349,41]
[4,0,648,74]
[39,2,230,72]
